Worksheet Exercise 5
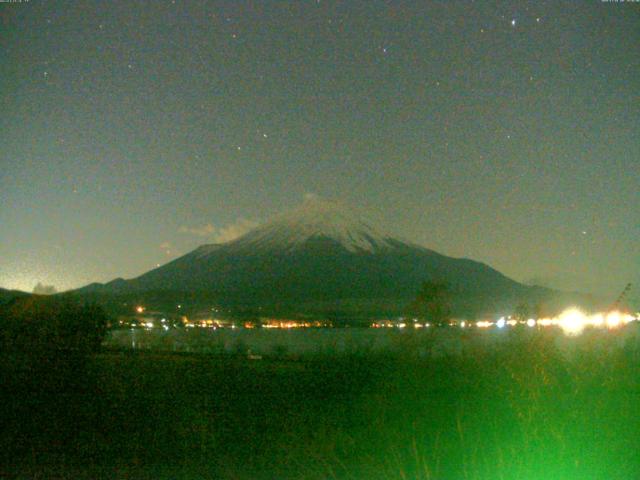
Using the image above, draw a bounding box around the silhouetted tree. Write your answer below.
[0,296,109,393]
[410,280,452,327]
[513,302,530,322]
[0,296,108,356]
[0,297,109,460]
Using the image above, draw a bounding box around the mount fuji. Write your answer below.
[74,198,574,319]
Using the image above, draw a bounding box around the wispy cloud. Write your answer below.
[179,218,258,243]
[212,218,258,243]
[178,224,216,236]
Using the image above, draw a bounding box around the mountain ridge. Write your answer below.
[71,198,593,318]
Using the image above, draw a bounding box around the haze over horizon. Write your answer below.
[1,1,638,297]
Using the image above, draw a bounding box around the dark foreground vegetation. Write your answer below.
[1,299,639,479]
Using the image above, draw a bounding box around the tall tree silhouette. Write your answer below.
[410,280,452,326]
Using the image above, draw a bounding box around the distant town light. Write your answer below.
[136,306,145,313]
[606,311,623,329]
[496,317,506,329]
[591,313,605,327]
[526,318,536,328]
[558,308,586,336]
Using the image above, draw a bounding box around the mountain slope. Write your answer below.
[74,198,575,318]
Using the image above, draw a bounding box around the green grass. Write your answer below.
[1,327,639,479]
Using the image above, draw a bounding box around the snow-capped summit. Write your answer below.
[75,196,560,320]
[228,196,395,254]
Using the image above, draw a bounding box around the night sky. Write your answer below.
[1,0,638,297]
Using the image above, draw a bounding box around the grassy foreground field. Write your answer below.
[1,327,639,479]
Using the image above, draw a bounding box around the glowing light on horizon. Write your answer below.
[466,309,637,335]
[606,311,623,328]
[558,308,585,336]
[535,308,636,336]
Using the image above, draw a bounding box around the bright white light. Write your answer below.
[460,321,466,328]
[543,308,636,336]
[606,311,622,329]
[558,308,586,336]
[591,313,605,327]
[526,318,536,328]
[496,317,506,329]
